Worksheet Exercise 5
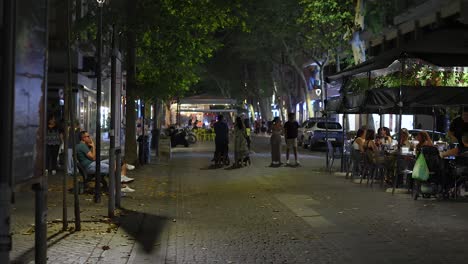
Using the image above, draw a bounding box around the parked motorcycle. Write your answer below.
[168,126,189,147]
[183,127,197,144]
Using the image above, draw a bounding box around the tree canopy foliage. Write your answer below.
[298,0,355,64]
[133,0,246,100]
[74,0,246,100]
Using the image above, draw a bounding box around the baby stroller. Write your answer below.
[213,142,230,167]
[241,154,251,166]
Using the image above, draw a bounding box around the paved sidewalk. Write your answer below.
[11,152,175,264]
[10,137,468,263]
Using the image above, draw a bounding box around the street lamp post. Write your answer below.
[95,0,105,203]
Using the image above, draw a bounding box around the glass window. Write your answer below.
[317,122,342,129]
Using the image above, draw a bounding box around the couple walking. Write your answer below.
[270,113,299,167]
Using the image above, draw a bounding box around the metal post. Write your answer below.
[324,81,329,170]
[33,179,48,264]
[108,25,117,217]
[115,151,122,207]
[379,113,383,129]
[0,184,12,263]
[398,57,406,151]
[340,113,346,172]
[140,101,146,164]
[0,1,16,262]
[176,99,180,126]
[71,88,81,231]
[95,2,103,203]
[432,107,436,142]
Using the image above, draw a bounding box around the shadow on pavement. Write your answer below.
[200,165,222,170]
[12,230,72,264]
[115,208,168,253]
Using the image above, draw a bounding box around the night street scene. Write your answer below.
[2,0,468,263]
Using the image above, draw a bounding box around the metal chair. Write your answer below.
[346,147,364,180]
[326,140,341,173]
[391,155,414,195]
[76,162,108,192]
[362,150,386,187]
[412,146,442,200]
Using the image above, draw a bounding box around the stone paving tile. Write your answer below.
[9,137,468,263]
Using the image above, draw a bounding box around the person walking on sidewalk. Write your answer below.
[270,117,283,167]
[234,116,249,167]
[284,113,300,166]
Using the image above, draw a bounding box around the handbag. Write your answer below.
[412,153,429,181]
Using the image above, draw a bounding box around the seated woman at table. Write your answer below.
[364,129,379,152]
[364,129,387,162]
[399,128,412,148]
[377,127,393,146]
[365,129,393,183]
[440,133,468,158]
[415,131,433,154]
[352,128,367,153]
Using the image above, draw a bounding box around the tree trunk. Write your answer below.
[258,97,271,121]
[282,40,312,119]
[124,0,138,165]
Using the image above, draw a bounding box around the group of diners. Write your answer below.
[353,127,438,155]
[349,107,468,188]
[351,126,398,184]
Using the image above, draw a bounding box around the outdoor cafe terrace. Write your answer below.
[324,25,468,202]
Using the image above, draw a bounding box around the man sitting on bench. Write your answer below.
[76,131,135,193]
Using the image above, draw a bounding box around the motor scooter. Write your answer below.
[169,127,189,147]
[183,127,197,144]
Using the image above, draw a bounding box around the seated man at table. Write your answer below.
[448,107,468,144]
[441,133,468,158]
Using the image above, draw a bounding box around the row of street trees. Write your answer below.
[75,0,394,162]
[75,0,246,164]
[199,0,356,122]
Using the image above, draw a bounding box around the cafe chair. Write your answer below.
[326,140,342,173]
[392,155,414,195]
[359,150,373,185]
[346,147,364,180]
[368,156,387,188]
[449,154,468,199]
[413,146,442,200]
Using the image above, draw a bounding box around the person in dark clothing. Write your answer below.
[441,133,468,158]
[284,113,300,165]
[243,117,251,150]
[449,107,468,144]
[46,116,63,176]
[66,120,81,175]
[213,115,229,164]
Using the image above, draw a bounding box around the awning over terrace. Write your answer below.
[325,24,468,115]
[179,94,236,105]
[327,25,468,81]
[326,86,468,115]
